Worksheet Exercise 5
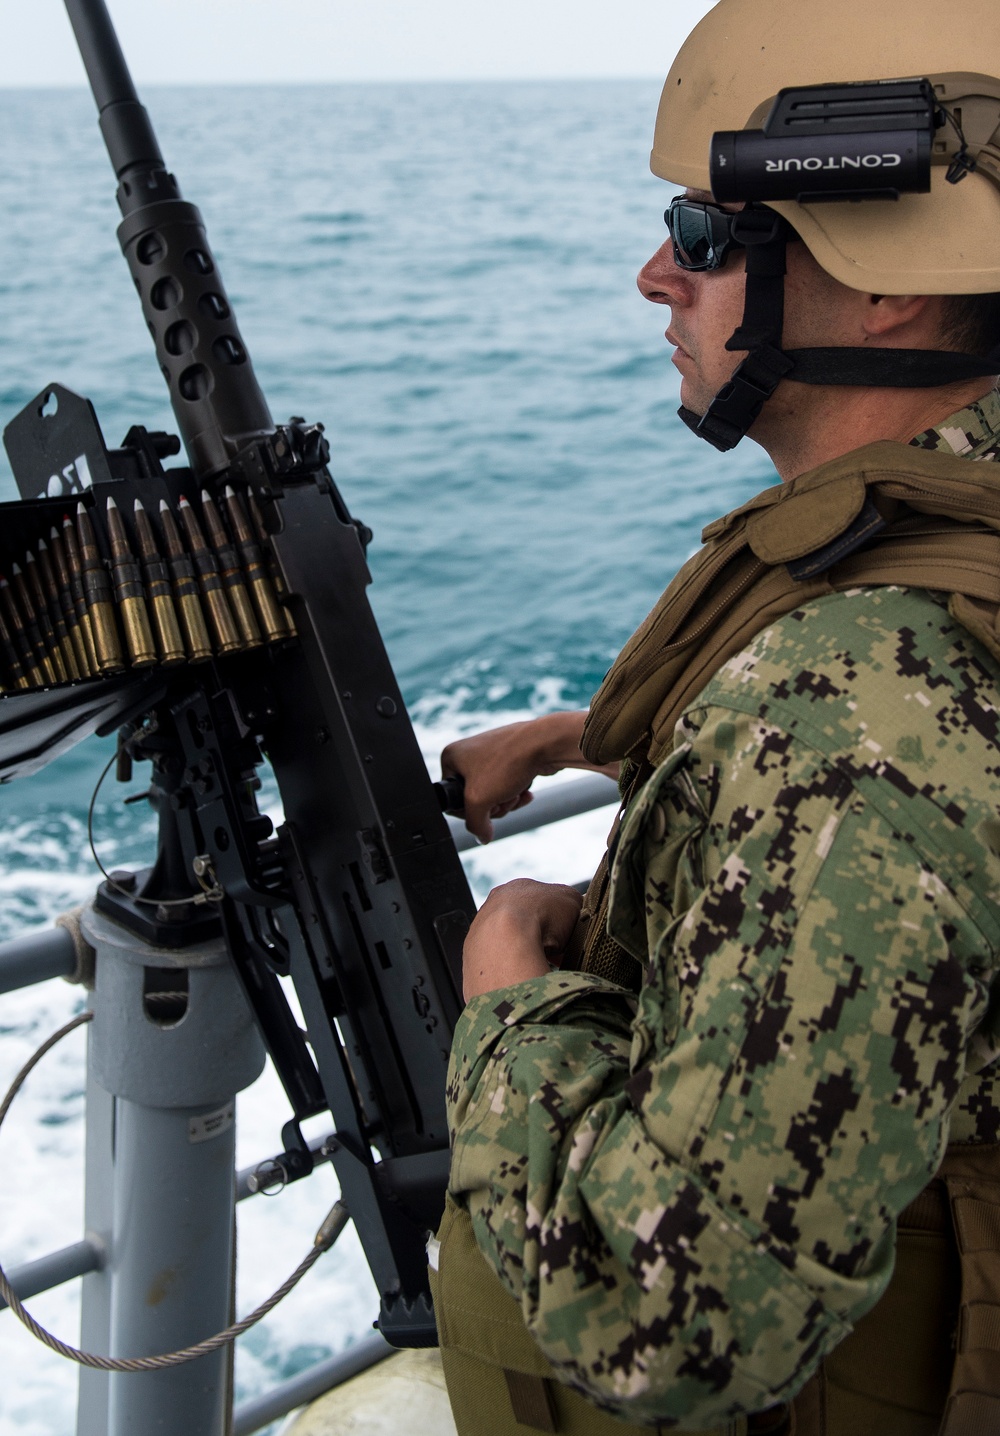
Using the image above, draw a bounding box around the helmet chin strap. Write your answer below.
[679,207,1000,454]
[678,207,794,453]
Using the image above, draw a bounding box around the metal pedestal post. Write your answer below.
[77,903,266,1436]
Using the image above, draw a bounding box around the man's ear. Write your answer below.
[864,292,932,338]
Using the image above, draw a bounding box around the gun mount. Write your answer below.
[0,0,476,1354]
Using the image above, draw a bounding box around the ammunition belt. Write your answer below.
[0,485,295,691]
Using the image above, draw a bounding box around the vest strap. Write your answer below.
[785,494,887,579]
[502,1371,558,1432]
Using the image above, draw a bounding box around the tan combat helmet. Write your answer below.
[652,0,1000,451]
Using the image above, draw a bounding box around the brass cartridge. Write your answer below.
[10,565,60,683]
[158,501,213,662]
[0,575,45,688]
[37,538,85,680]
[176,496,241,654]
[248,492,298,638]
[105,497,156,668]
[25,548,79,682]
[0,604,30,690]
[200,489,262,649]
[15,560,65,683]
[222,485,288,643]
[48,527,97,677]
[133,500,186,666]
[73,508,124,674]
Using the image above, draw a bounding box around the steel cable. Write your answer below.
[0,1009,349,1371]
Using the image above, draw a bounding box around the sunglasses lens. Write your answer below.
[665,201,734,271]
[668,205,714,269]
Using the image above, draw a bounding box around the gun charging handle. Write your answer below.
[64,0,274,477]
[434,774,466,816]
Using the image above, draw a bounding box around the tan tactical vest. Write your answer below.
[436,441,1000,1436]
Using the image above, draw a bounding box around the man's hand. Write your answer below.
[462,878,584,999]
[441,710,616,843]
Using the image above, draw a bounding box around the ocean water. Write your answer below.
[0,82,778,1432]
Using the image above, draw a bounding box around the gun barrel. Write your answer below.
[63,0,163,176]
[63,0,274,476]
[63,0,141,111]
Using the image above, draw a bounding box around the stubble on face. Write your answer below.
[669,268,750,418]
[637,193,751,419]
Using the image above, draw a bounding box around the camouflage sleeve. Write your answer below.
[446,605,997,1426]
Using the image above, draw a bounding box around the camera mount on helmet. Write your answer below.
[680,76,1000,452]
[711,79,940,206]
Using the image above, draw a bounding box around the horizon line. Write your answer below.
[0,73,666,93]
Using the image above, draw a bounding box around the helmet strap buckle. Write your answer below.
[679,344,794,451]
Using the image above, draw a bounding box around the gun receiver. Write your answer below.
[0,0,477,1345]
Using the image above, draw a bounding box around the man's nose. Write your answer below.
[637,239,688,305]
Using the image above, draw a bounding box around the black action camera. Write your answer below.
[710,78,939,204]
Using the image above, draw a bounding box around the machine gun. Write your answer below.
[0,0,474,1352]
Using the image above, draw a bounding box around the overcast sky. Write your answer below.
[4,1,718,87]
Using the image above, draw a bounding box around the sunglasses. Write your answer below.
[663,197,748,272]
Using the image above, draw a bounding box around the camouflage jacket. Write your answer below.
[445,393,1000,1428]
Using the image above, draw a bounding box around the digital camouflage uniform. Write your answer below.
[444,394,1000,1429]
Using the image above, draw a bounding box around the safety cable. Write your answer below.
[86,740,223,909]
[0,1011,349,1371]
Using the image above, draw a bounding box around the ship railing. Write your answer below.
[0,769,620,1435]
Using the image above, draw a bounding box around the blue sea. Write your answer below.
[0,82,776,1433]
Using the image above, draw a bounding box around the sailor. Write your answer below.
[433,3,1000,1433]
